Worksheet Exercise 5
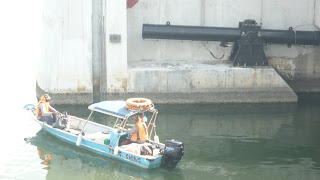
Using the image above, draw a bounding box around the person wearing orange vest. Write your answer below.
[121,116,147,145]
[35,94,60,125]
[141,115,149,140]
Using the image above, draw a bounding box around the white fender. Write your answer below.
[76,133,83,146]
[114,146,119,155]
[154,135,160,143]
[66,115,70,130]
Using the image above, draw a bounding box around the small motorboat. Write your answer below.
[27,130,165,178]
[24,99,184,169]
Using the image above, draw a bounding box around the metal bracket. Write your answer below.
[230,20,268,66]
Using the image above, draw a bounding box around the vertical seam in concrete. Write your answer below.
[313,0,316,26]
[92,0,104,102]
[101,0,106,95]
[158,0,161,23]
[201,0,205,26]
[82,0,85,76]
[260,0,263,26]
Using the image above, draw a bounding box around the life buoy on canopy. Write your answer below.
[126,98,153,111]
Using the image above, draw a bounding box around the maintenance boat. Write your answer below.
[24,99,184,169]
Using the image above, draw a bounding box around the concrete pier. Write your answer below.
[37,60,297,104]
[126,61,297,103]
[37,0,320,104]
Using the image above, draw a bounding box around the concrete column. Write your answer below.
[104,0,128,93]
[92,0,103,102]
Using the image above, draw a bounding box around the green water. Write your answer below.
[1,101,320,179]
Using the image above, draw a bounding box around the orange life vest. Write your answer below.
[141,120,149,140]
[130,121,147,143]
[35,96,49,117]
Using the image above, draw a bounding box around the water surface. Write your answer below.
[1,101,320,179]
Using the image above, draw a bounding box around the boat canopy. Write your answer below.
[88,101,136,119]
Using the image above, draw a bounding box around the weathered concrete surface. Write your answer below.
[38,0,93,93]
[269,47,320,93]
[39,0,320,104]
[92,0,103,102]
[36,82,92,105]
[125,0,320,98]
[37,61,297,104]
[105,0,128,93]
[128,0,318,63]
[125,61,297,103]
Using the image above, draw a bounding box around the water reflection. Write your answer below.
[29,130,169,180]
[56,103,298,140]
[37,102,320,179]
[156,103,297,139]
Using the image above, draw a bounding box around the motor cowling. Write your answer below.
[163,139,184,168]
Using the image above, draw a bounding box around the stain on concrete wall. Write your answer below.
[127,61,290,93]
[269,48,320,80]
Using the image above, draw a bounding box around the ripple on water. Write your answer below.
[179,161,240,178]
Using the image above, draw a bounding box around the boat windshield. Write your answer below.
[88,100,159,138]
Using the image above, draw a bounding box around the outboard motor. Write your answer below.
[23,104,36,115]
[163,139,184,168]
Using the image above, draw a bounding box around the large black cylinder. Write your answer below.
[143,24,241,42]
[262,29,320,46]
[142,24,320,46]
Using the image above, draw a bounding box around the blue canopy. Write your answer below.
[88,101,135,118]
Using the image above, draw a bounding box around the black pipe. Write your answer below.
[262,29,320,46]
[142,24,241,42]
[142,24,320,46]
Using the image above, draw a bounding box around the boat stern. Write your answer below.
[163,139,184,168]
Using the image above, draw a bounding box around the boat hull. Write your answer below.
[39,121,162,169]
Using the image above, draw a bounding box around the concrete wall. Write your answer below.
[127,0,264,62]
[268,48,320,93]
[38,0,319,104]
[127,61,291,93]
[262,0,318,59]
[38,0,92,93]
[316,0,320,28]
[125,61,297,103]
[105,0,128,93]
[38,0,127,95]
[127,0,319,62]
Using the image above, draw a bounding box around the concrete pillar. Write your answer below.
[92,0,103,102]
[104,0,128,93]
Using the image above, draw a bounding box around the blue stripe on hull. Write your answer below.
[43,126,162,169]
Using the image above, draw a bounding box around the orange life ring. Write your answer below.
[126,98,153,111]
